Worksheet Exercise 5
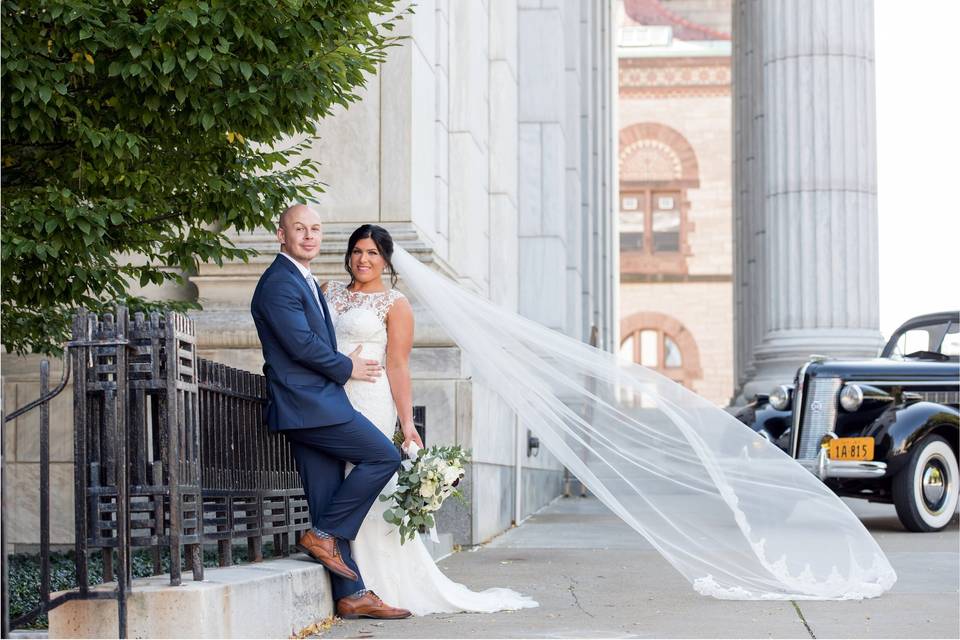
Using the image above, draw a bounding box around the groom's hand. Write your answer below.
[348,345,382,383]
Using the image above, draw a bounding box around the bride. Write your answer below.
[324,224,896,603]
[320,224,539,616]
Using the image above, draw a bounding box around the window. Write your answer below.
[652,195,680,252]
[619,195,644,252]
[620,312,703,390]
[942,324,960,358]
[890,320,960,361]
[619,190,684,256]
[620,328,684,371]
[618,189,690,276]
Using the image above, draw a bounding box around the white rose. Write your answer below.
[420,479,437,498]
[442,466,461,485]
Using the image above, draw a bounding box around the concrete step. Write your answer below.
[49,555,333,639]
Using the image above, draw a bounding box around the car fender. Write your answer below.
[733,399,792,451]
[871,401,959,477]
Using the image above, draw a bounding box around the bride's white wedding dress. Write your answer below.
[324,280,539,616]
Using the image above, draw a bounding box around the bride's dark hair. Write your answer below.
[345,224,399,287]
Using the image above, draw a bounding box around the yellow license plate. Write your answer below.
[828,437,874,461]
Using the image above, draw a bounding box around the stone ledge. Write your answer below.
[49,555,333,639]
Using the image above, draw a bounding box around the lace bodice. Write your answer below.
[324,280,405,364]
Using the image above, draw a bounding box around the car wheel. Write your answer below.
[892,434,959,532]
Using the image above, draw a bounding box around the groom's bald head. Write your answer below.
[277,204,323,263]
[279,203,318,229]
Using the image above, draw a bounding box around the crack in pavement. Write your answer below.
[562,574,595,618]
[791,600,816,639]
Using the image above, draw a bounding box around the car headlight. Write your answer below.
[839,384,864,412]
[769,385,792,411]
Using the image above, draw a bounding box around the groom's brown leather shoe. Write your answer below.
[336,591,412,619]
[295,530,359,581]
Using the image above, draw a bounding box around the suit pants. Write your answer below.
[285,412,400,600]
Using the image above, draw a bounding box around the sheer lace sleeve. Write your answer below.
[323,280,350,315]
[373,289,405,324]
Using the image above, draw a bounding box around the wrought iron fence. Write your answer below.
[2,306,425,638]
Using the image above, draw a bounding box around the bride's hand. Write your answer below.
[401,423,424,450]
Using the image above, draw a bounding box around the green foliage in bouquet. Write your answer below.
[380,443,470,544]
[1,0,409,355]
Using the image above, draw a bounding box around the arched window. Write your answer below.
[618,123,699,276]
[620,311,702,388]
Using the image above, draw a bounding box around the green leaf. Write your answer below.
[0,0,410,357]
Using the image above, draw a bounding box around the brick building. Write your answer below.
[616,0,734,405]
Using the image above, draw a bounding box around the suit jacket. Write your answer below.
[251,254,355,430]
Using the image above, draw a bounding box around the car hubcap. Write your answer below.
[921,455,948,514]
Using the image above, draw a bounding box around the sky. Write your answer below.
[874,1,960,341]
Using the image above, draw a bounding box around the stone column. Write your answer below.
[733,0,882,403]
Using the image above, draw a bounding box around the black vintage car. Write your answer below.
[735,311,960,532]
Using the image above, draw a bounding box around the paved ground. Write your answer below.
[319,496,959,639]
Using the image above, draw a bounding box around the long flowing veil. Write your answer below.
[392,246,896,600]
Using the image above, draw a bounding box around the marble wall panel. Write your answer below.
[489,194,520,312]
[518,6,564,123]
[448,133,490,288]
[449,0,489,149]
[412,379,457,447]
[409,347,462,379]
[471,383,517,467]
[11,381,73,463]
[456,379,473,449]
[379,36,413,222]
[489,60,519,201]
[472,462,515,543]
[521,466,564,520]
[7,462,76,546]
[565,168,582,269]
[539,122,567,238]
[566,268,584,344]
[519,236,567,331]
[406,39,438,233]
[308,77,381,223]
[489,0,518,73]
[410,0,436,67]
[434,467,473,545]
[518,123,542,237]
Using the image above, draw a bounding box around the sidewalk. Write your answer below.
[319,495,959,639]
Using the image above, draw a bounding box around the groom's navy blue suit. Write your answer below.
[251,254,400,600]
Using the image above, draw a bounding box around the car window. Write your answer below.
[942,323,960,358]
[890,321,951,359]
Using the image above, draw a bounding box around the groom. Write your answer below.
[251,204,411,619]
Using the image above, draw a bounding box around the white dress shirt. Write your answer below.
[279,252,324,317]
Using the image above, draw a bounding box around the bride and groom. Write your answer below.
[250,204,538,619]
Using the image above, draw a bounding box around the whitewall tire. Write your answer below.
[893,435,959,532]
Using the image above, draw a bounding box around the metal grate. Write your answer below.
[797,377,842,459]
[2,306,427,638]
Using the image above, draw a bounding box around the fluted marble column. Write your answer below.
[733,0,882,403]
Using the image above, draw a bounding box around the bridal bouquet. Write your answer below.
[380,439,469,544]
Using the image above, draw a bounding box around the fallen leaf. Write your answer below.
[290,615,338,639]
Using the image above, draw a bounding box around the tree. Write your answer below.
[1,0,407,355]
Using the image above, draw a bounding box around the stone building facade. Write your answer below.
[616,0,734,406]
[2,0,617,551]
